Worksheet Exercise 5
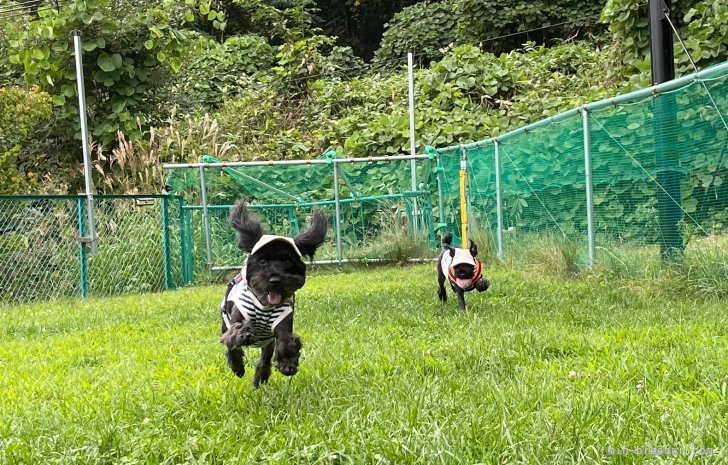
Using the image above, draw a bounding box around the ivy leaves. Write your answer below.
[5,0,218,146]
[603,0,728,88]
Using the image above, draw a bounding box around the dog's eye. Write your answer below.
[258,258,267,265]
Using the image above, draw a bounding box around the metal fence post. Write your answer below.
[494,140,504,262]
[77,197,88,297]
[199,166,213,273]
[161,196,172,289]
[432,148,445,231]
[333,161,343,262]
[177,196,189,286]
[407,51,419,238]
[73,31,97,255]
[184,205,194,283]
[582,107,596,268]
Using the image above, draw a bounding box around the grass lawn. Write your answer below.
[1,264,726,464]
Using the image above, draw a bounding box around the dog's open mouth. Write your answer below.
[267,291,283,305]
[455,278,472,289]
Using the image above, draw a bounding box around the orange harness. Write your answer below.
[448,258,483,290]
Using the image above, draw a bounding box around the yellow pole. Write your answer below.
[459,151,467,247]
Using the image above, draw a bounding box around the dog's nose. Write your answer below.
[269,276,282,286]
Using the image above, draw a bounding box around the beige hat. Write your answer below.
[452,248,475,267]
[250,234,302,257]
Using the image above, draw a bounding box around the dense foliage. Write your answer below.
[0,87,52,194]
[0,0,726,194]
[375,0,606,65]
[603,0,728,87]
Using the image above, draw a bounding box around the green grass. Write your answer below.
[1,265,727,464]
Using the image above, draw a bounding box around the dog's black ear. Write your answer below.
[444,245,455,257]
[229,198,263,253]
[469,239,478,258]
[294,210,328,259]
[442,232,453,246]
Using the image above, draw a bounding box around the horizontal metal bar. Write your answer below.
[0,194,183,201]
[438,58,728,152]
[0,194,85,200]
[163,154,433,170]
[181,191,433,210]
[210,257,437,270]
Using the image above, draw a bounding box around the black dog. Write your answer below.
[437,233,490,310]
[219,199,327,386]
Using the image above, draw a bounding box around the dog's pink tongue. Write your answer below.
[456,278,472,289]
[267,292,282,305]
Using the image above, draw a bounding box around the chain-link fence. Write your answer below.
[437,60,728,272]
[0,195,185,304]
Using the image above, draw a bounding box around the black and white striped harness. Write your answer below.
[220,263,293,348]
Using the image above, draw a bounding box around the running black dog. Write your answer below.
[437,233,490,310]
[220,198,327,387]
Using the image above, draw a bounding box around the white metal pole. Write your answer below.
[407,51,418,237]
[73,31,97,254]
[494,140,504,261]
[199,166,213,272]
[582,108,596,267]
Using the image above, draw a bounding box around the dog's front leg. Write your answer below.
[272,313,302,377]
[225,347,246,378]
[456,287,467,311]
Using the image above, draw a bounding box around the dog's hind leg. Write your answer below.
[437,267,447,303]
[253,342,274,388]
[225,347,246,378]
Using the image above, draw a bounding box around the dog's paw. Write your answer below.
[475,278,490,292]
[225,348,246,378]
[239,320,256,346]
[437,287,447,303]
[231,364,245,378]
[275,334,302,376]
[276,358,298,376]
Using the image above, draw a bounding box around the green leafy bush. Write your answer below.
[160,34,275,114]
[374,0,460,66]
[602,0,728,88]
[0,86,52,194]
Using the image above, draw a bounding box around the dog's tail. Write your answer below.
[442,232,453,248]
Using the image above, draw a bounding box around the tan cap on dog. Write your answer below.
[452,248,475,267]
[250,234,302,257]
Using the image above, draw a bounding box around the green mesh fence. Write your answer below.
[0,195,185,304]
[438,60,728,271]
[165,154,442,276]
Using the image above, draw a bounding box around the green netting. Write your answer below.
[166,153,442,272]
[437,60,728,271]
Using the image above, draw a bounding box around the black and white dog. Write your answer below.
[437,233,490,310]
[219,198,327,387]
